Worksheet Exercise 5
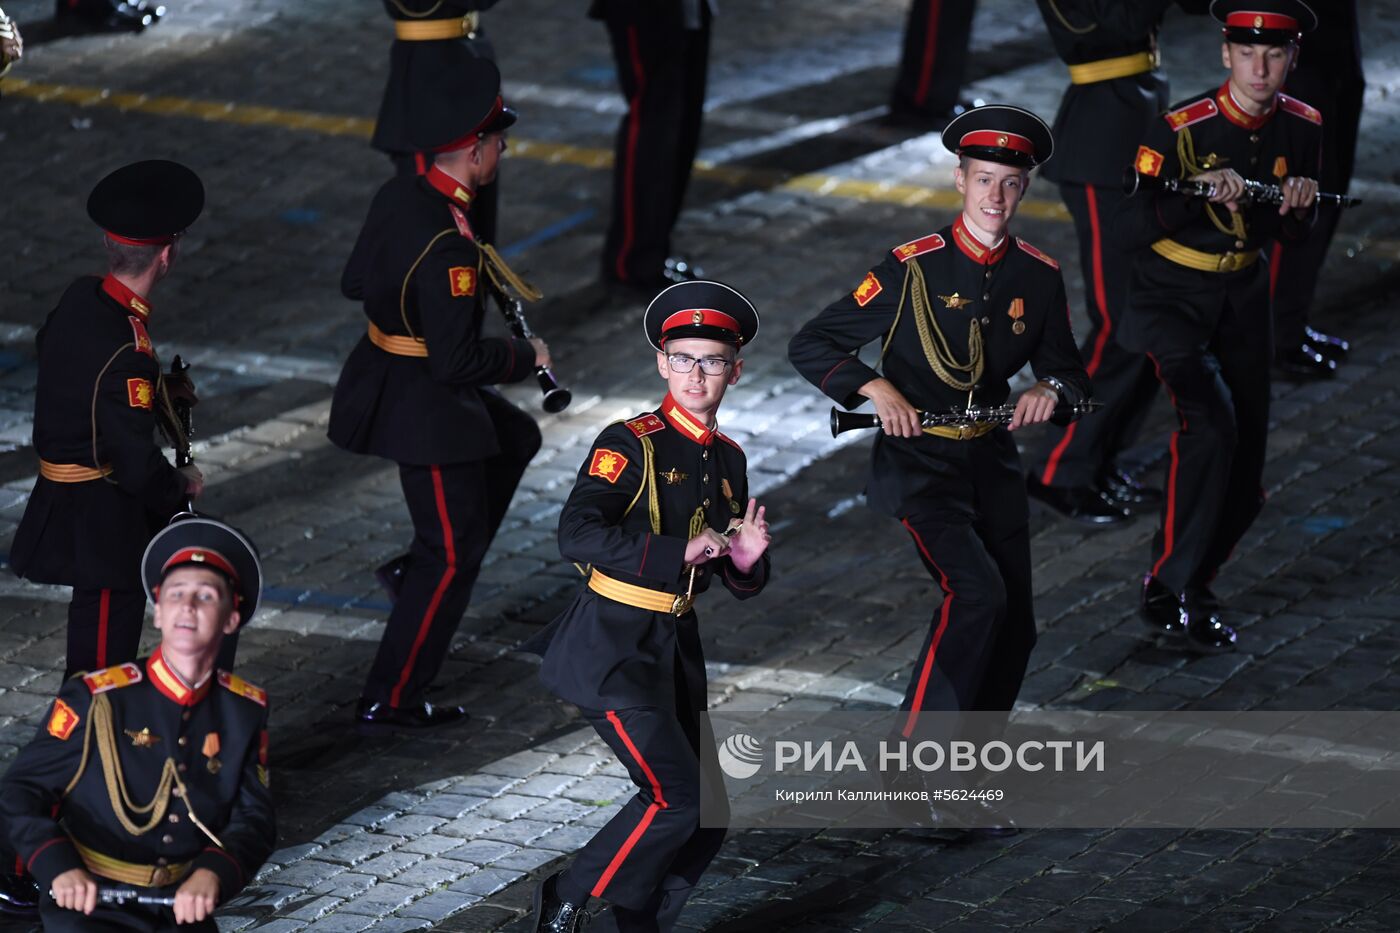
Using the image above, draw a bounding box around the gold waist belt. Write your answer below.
[394,13,478,40]
[368,322,429,358]
[75,840,191,888]
[923,422,998,441]
[588,570,693,616]
[1151,239,1260,274]
[1068,51,1157,85]
[39,460,113,483]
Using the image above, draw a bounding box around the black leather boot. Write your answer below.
[534,872,588,932]
[1140,575,1187,638]
[355,698,468,734]
[1027,475,1130,525]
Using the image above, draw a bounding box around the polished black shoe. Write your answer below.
[57,0,165,31]
[1027,476,1130,525]
[1184,604,1237,654]
[662,256,703,284]
[355,698,468,734]
[1098,468,1163,510]
[1140,575,1187,638]
[1185,582,1223,612]
[1275,344,1337,380]
[534,872,588,932]
[1304,326,1349,361]
[0,873,39,918]
[373,554,409,603]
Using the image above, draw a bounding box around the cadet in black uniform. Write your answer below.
[11,160,205,680]
[790,106,1090,729]
[329,56,547,731]
[1026,0,1178,525]
[528,282,770,933]
[55,0,163,32]
[1,517,273,932]
[1115,0,1320,652]
[890,0,976,127]
[593,0,712,289]
[1270,0,1362,378]
[372,0,504,243]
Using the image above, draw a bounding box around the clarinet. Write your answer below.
[830,400,1102,437]
[1124,167,1362,209]
[96,886,176,907]
[485,283,572,414]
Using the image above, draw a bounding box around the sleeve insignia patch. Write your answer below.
[83,662,143,694]
[47,699,80,741]
[1165,98,1218,132]
[1278,94,1322,125]
[1272,156,1289,179]
[218,670,268,706]
[588,447,629,484]
[624,414,665,437]
[853,271,883,307]
[892,233,945,263]
[448,266,477,298]
[129,317,154,357]
[1016,239,1060,269]
[126,378,154,410]
[1135,146,1166,178]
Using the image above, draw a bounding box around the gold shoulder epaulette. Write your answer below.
[1278,93,1322,126]
[892,233,946,263]
[1164,97,1218,132]
[83,662,143,695]
[217,670,267,707]
[625,413,666,438]
[1016,238,1060,270]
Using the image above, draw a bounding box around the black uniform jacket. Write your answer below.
[328,168,537,465]
[527,397,769,711]
[788,216,1091,517]
[10,276,189,590]
[372,0,500,157]
[0,650,275,901]
[1035,0,1174,186]
[1114,84,1322,348]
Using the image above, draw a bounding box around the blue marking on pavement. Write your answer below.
[279,207,323,225]
[567,65,619,88]
[1294,515,1350,535]
[499,208,596,259]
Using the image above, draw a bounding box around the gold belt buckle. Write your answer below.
[463,12,478,38]
[956,424,973,440]
[670,593,694,616]
[150,867,170,886]
[1219,251,1245,273]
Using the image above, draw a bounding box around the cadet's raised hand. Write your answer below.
[173,868,220,925]
[684,528,731,566]
[859,377,921,438]
[727,499,770,573]
[178,464,205,499]
[49,867,97,915]
[529,337,551,370]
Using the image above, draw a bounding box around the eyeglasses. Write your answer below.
[667,354,734,376]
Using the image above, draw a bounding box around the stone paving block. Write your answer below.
[319,834,409,867]
[472,794,549,821]
[310,873,377,899]
[438,814,506,840]
[280,896,346,922]
[446,867,528,898]
[353,850,426,881]
[396,891,486,923]
[410,795,491,820]
[398,834,467,857]
[260,860,347,891]
[390,858,474,891]
[298,915,374,933]
[441,839,521,867]
[335,882,423,917]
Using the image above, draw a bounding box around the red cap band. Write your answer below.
[958,130,1035,156]
[1225,11,1299,30]
[104,230,176,247]
[162,547,240,585]
[431,96,507,154]
[661,308,742,336]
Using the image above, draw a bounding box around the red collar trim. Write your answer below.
[146,649,212,707]
[952,215,1008,265]
[425,165,475,207]
[100,275,152,321]
[1216,83,1275,130]
[661,393,714,446]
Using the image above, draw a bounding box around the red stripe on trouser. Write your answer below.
[1268,240,1283,302]
[614,25,646,281]
[1041,183,1112,485]
[591,711,669,898]
[96,588,111,668]
[390,466,457,708]
[900,519,955,738]
[1146,354,1186,579]
[913,0,945,107]
[414,152,427,176]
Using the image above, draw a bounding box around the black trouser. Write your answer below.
[65,587,146,680]
[895,444,1036,738]
[1031,183,1159,489]
[363,395,539,706]
[599,7,710,283]
[891,0,976,119]
[39,899,215,932]
[389,153,500,245]
[1144,287,1272,594]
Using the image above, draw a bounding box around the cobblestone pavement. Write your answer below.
[2,0,1400,930]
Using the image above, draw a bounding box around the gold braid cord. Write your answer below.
[387,0,444,17]
[1177,126,1247,240]
[905,261,984,392]
[1045,0,1096,34]
[62,693,224,848]
[480,243,543,304]
[575,432,660,578]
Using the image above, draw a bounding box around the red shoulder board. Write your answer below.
[1016,239,1059,270]
[218,670,268,707]
[625,414,665,438]
[83,662,143,695]
[892,233,945,263]
[129,317,154,357]
[1164,97,1218,132]
[715,432,743,452]
[448,204,475,240]
[1278,93,1322,126]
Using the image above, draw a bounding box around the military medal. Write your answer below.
[1008,298,1026,335]
[203,732,221,774]
[721,478,740,514]
[125,727,160,748]
[938,293,974,310]
[659,468,688,485]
